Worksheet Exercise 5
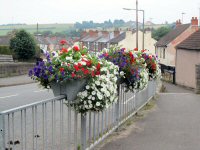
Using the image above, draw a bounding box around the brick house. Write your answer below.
[80,29,156,54]
[176,29,200,89]
[155,17,199,68]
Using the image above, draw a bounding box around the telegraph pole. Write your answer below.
[136,0,138,49]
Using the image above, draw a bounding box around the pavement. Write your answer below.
[100,82,200,150]
[0,75,35,87]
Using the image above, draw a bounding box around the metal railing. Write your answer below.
[0,80,157,150]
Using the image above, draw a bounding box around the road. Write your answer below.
[0,83,54,111]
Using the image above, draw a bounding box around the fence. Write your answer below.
[0,80,157,150]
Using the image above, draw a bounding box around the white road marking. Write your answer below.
[0,94,19,99]
[159,93,191,95]
[34,89,48,93]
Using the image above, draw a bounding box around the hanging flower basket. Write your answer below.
[50,79,87,101]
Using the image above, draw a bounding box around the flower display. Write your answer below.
[71,60,119,113]
[99,46,148,91]
[29,45,104,88]
[29,42,119,113]
[140,49,161,79]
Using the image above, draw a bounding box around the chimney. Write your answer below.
[114,30,120,37]
[191,17,198,26]
[89,30,98,37]
[191,17,198,31]
[176,19,182,27]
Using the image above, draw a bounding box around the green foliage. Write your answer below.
[152,26,172,41]
[10,30,36,60]
[0,45,13,55]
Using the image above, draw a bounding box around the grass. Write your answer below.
[0,23,74,35]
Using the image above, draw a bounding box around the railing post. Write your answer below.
[115,84,120,127]
[81,114,87,150]
[0,114,5,150]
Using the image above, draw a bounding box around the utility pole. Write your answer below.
[136,0,138,49]
[181,12,185,24]
[123,7,145,50]
[199,7,200,27]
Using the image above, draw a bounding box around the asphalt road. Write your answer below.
[0,83,54,111]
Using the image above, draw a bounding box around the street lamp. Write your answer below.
[181,12,185,24]
[123,7,145,50]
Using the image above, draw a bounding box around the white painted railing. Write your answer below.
[0,80,157,150]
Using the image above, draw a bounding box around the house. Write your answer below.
[155,17,199,69]
[110,29,156,54]
[80,29,156,54]
[175,29,200,89]
[80,30,121,53]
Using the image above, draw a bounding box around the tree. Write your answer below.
[10,30,36,60]
[152,26,172,41]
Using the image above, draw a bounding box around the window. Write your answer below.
[163,48,166,59]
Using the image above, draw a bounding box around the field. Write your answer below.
[0,23,74,36]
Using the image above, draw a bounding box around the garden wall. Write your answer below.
[0,62,34,78]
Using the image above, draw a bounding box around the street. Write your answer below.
[0,83,54,111]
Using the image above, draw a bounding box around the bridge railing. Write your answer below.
[0,80,157,150]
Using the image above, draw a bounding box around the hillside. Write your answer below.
[0,23,74,36]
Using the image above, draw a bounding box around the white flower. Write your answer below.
[89,104,93,108]
[95,80,100,86]
[92,97,95,100]
[120,71,125,76]
[80,61,86,66]
[88,100,92,104]
[88,95,92,99]
[96,102,100,106]
[66,57,73,61]
[92,91,96,95]
[86,85,90,90]
[97,94,103,100]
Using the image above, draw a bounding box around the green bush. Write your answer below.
[10,30,36,60]
[0,45,13,55]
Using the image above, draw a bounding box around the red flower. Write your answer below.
[152,64,156,70]
[91,70,95,77]
[149,55,152,60]
[71,72,76,77]
[134,48,138,51]
[60,48,68,54]
[141,49,146,53]
[96,63,101,71]
[73,45,80,51]
[104,53,109,57]
[59,67,64,72]
[86,60,92,67]
[81,68,85,72]
[78,63,82,68]
[74,65,79,71]
[60,40,67,45]
[83,69,89,75]
[95,71,100,75]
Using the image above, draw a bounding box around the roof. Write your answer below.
[176,29,200,50]
[0,36,11,45]
[155,24,190,47]
[109,32,126,44]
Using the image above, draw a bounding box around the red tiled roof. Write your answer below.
[176,29,200,50]
[155,24,190,47]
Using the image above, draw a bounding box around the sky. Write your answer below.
[0,0,200,25]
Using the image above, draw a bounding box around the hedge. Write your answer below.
[0,45,13,55]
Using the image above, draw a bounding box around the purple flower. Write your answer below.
[29,70,33,76]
